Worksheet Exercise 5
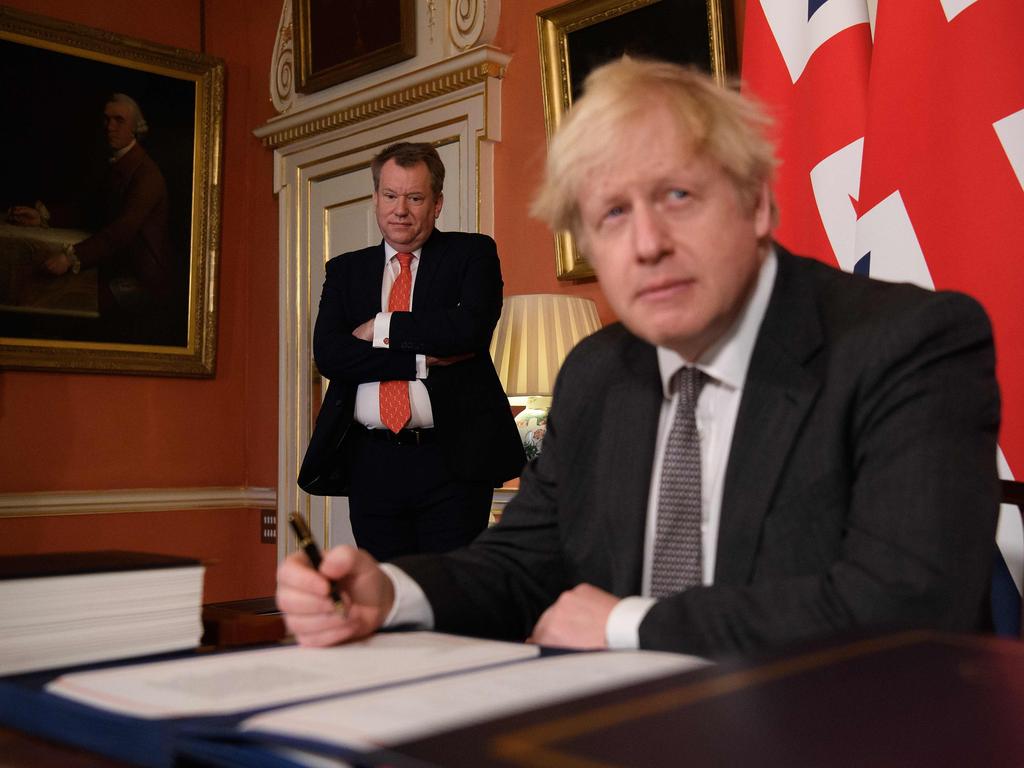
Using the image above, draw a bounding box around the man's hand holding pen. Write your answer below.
[276,543,394,647]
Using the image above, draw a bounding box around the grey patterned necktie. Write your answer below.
[651,366,706,598]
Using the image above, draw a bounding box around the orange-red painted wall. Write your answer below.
[0,508,270,602]
[491,0,614,324]
[0,2,745,604]
[491,0,746,326]
[0,0,281,603]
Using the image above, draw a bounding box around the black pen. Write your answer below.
[288,512,345,612]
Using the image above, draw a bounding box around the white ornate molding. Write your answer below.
[0,487,277,518]
[260,1,509,562]
[255,45,509,149]
[270,0,295,113]
[428,0,440,45]
[449,0,501,50]
[268,0,503,119]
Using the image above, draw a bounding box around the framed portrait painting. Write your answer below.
[537,0,737,280]
[0,7,224,376]
[293,0,416,94]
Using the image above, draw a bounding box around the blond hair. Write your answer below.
[531,57,777,242]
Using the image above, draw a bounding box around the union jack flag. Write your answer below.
[742,0,1024,632]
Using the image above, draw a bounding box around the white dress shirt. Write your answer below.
[353,243,433,428]
[605,251,777,647]
[384,250,780,647]
[110,139,136,163]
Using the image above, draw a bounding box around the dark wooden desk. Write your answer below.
[0,725,134,768]
[199,595,285,648]
[3,630,1023,767]
[380,631,1024,768]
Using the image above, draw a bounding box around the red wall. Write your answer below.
[0,2,747,603]
[0,0,281,603]
[491,0,613,324]
[491,0,746,326]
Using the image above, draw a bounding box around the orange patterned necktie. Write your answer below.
[379,252,413,433]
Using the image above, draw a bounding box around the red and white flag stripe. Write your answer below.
[742,0,1024,594]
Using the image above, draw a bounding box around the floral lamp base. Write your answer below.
[515,403,549,461]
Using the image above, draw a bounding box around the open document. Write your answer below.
[46,631,540,718]
[240,650,710,754]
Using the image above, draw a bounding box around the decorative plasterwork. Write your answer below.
[268,0,502,122]
[256,48,508,149]
[449,0,501,50]
[428,0,439,44]
[270,0,294,113]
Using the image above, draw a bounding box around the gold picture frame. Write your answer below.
[0,6,224,376]
[537,0,737,280]
[293,0,416,94]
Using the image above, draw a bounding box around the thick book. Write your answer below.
[0,550,204,676]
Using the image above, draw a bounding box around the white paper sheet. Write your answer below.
[242,650,710,751]
[46,631,540,718]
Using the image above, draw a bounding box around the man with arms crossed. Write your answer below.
[278,60,999,657]
[298,142,525,561]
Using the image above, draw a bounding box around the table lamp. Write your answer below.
[489,294,602,459]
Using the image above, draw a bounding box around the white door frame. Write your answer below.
[259,48,509,557]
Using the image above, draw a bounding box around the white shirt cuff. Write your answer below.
[374,313,425,377]
[606,596,657,649]
[373,312,391,348]
[380,563,435,629]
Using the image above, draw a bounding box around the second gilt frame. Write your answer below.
[293,0,416,94]
[537,0,736,280]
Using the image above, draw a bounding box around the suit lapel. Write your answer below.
[593,337,662,594]
[715,250,825,586]
[354,243,387,318]
[412,229,446,306]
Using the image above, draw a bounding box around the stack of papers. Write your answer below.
[0,551,205,675]
[44,630,709,765]
[48,631,541,717]
[241,646,708,753]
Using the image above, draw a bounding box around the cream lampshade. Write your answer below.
[489,294,602,459]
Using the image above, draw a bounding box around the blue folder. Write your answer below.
[0,640,548,768]
[0,647,289,768]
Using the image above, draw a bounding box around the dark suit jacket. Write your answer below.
[394,248,1001,658]
[298,229,525,495]
[75,142,171,298]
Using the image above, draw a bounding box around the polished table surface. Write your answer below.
[378,631,1024,768]
[0,725,134,768]
[4,629,1024,768]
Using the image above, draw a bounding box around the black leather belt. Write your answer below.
[362,425,437,446]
